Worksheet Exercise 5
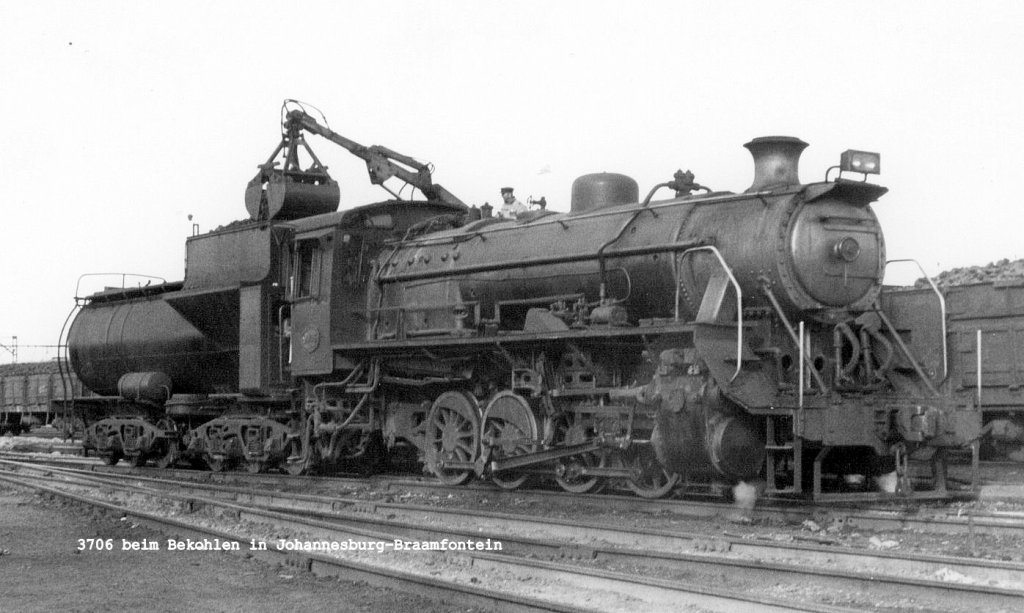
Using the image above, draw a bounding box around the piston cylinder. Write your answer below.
[706,414,765,479]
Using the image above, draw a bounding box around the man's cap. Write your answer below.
[500,187,514,194]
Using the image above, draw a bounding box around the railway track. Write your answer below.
[5,442,1023,488]
[2,458,1023,612]
[6,452,1024,541]
[6,443,1023,486]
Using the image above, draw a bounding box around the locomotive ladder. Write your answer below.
[764,410,802,495]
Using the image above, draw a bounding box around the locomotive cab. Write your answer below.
[286,200,468,376]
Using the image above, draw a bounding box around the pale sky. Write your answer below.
[2,1,1022,363]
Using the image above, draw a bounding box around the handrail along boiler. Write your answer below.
[65,102,981,500]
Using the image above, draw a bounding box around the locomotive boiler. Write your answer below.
[65,101,981,500]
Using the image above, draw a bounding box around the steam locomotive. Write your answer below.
[65,102,981,500]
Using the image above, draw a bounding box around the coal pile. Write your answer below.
[0,361,61,377]
[915,258,1024,289]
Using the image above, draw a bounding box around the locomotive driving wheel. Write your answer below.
[424,391,480,486]
[482,391,538,490]
[625,445,680,499]
[553,419,606,494]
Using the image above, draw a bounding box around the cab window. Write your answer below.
[294,240,321,298]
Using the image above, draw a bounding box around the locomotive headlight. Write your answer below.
[839,150,881,174]
[833,236,861,262]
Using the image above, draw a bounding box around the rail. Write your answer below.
[674,245,743,382]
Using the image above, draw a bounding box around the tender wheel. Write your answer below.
[284,456,309,476]
[154,444,178,469]
[553,422,605,494]
[205,455,227,472]
[424,391,480,486]
[284,418,313,476]
[482,391,538,490]
[100,452,122,466]
[625,446,679,499]
[154,420,179,469]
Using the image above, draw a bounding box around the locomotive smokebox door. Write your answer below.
[289,230,334,375]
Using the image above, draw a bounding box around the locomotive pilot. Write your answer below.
[497,187,527,219]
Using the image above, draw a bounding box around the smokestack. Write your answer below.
[743,136,808,192]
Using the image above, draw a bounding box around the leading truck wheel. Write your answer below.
[625,446,680,499]
[424,391,480,486]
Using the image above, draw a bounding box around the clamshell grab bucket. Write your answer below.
[245,169,340,221]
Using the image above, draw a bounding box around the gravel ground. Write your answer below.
[0,484,485,613]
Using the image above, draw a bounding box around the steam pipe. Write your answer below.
[378,240,704,285]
